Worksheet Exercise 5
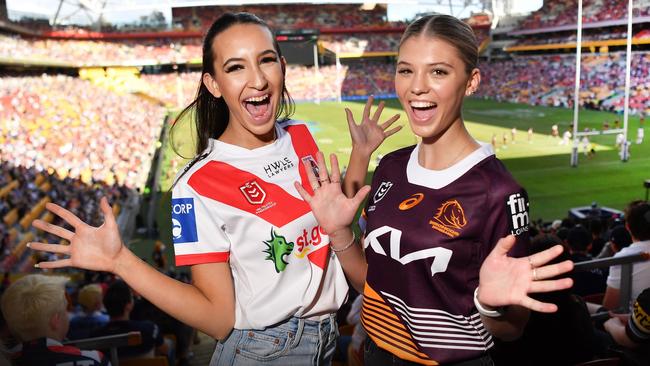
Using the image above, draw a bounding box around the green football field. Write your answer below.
[154,98,648,247]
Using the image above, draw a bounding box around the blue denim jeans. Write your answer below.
[210,314,338,365]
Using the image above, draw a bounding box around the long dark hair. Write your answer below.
[170,12,294,170]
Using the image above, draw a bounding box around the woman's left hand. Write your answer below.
[294,151,370,237]
[477,235,574,313]
[346,95,401,156]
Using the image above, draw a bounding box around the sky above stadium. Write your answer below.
[6,0,543,25]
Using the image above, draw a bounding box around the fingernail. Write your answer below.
[34,263,40,268]
[26,243,31,248]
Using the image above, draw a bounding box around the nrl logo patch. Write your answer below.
[240,180,266,205]
[373,181,393,203]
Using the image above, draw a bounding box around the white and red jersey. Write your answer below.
[171,120,348,329]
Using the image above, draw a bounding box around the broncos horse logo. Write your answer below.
[429,199,467,238]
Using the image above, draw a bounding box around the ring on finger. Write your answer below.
[330,180,340,184]
[318,178,329,183]
[532,268,538,281]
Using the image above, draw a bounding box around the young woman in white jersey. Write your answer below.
[27,12,400,365]
[294,14,575,365]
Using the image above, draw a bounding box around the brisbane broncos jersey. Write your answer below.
[361,143,530,365]
[171,121,348,330]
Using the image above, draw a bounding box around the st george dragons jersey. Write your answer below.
[361,143,530,365]
[171,121,348,329]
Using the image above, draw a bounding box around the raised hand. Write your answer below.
[477,235,574,313]
[28,197,125,273]
[294,151,370,236]
[346,95,401,156]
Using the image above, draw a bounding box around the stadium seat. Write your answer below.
[0,180,18,199]
[3,208,18,226]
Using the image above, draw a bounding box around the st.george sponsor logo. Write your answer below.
[429,199,467,238]
[263,157,294,178]
[171,198,198,244]
[399,193,424,210]
[294,226,326,258]
[506,192,529,236]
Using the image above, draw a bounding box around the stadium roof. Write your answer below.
[6,0,498,26]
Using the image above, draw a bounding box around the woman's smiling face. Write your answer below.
[203,23,285,147]
[395,35,479,141]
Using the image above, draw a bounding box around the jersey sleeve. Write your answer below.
[626,288,650,344]
[484,182,531,259]
[171,180,230,266]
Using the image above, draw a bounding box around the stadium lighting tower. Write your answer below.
[52,0,107,29]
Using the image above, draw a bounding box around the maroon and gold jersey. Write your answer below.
[361,143,530,365]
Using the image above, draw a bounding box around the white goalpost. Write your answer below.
[570,0,634,167]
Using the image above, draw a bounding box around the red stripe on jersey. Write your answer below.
[176,252,230,266]
[307,245,330,270]
[285,124,319,196]
[189,161,311,227]
[49,345,82,356]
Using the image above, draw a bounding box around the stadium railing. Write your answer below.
[64,331,142,366]
[573,252,650,311]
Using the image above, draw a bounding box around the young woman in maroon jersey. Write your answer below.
[295,14,574,365]
[26,12,400,366]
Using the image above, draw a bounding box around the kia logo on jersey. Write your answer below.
[171,198,198,244]
[373,181,393,203]
[240,180,266,205]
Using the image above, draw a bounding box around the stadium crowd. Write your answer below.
[518,0,650,30]
[478,52,650,115]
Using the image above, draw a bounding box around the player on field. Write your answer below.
[295,14,574,365]
[27,12,401,366]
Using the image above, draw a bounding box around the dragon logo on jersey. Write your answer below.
[429,199,467,238]
[398,193,424,210]
[240,180,266,205]
[373,182,393,203]
[263,229,294,273]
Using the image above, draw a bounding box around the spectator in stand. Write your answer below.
[67,283,110,340]
[567,225,608,297]
[92,280,172,363]
[596,224,633,259]
[603,288,650,366]
[492,233,598,366]
[0,274,110,365]
[598,201,650,312]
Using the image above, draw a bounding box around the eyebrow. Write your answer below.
[396,61,454,68]
[223,49,278,68]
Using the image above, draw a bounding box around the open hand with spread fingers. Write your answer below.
[346,95,402,156]
[294,151,370,237]
[477,235,574,313]
[28,197,125,273]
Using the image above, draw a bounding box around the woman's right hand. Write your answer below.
[294,151,370,237]
[29,197,125,273]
